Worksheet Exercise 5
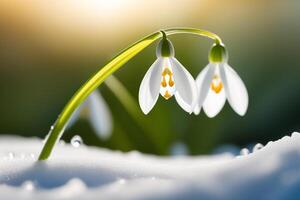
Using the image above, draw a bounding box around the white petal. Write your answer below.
[138,58,163,114]
[194,63,216,114]
[219,63,248,116]
[170,57,198,113]
[203,83,226,118]
[87,91,113,140]
[193,104,201,115]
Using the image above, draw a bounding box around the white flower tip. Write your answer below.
[229,84,249,117]
[235,103,248,116]
[238,111,246,117]
[207,114,217,118]
[138,91,149,115]
[193,105,201,115]
[138,89,156,115]
[204,110,219,118]
[140,105,151,115]
[193,111,200,115]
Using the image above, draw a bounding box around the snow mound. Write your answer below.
[1,133,300,200]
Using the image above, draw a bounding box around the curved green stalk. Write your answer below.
[38,27,222,160]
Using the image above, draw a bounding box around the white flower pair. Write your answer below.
[139,34,248,117]
[67,34,249,140]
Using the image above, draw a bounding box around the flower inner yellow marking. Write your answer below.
[161,76,167,87]
[163,91,172,99]
[211,75,223,93]
[168,78,174,87]
[161,67,175,100]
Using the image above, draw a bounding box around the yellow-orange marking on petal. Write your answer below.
[161,67,175,100]
[168,77,174,87]
[162,68,172,76]
[161,67,175,88]
[161,76,167,87]
[163,91,172,100]
[211,75,223,93]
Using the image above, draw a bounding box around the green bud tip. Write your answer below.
[156,31,175,57]
[209,43,228,63]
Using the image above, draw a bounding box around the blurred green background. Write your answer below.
[0,0,300,155]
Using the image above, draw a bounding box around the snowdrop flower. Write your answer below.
[194,43,248,117]
[139,32,197,114]
[67,90,113,140]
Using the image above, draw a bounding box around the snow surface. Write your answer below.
[1,133,300,200]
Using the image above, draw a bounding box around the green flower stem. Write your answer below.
[38,27,222,160]
[105,76,162,153]
[166,28,222,44]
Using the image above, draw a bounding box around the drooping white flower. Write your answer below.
[194,43,248,117]
[67,90,113,140]
[138,33,198,114]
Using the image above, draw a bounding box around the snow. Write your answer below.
[1,132,300,200]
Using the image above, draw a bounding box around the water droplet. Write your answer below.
[240,148,249,155]
[253,143,264,152]
[8,152,15,160]
[22,181,35,191]
[71,135,83,148]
